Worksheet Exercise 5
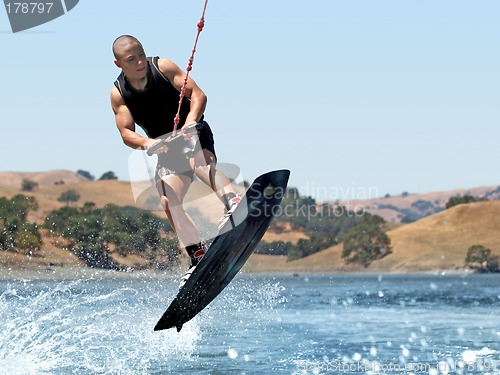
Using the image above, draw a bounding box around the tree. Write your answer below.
[77,169,95,180]
[0,218,7,250]
[15,222,42,252]
[21,178,38,192]
[10,195,39,221]
[153,237,181,270]
[255,240,292,256]
[411,200,433,211]
[82,202,96,213]
[241,187,368,261]
[73,242,118,269]
[99,171,118,180]
[45,203,177,269]
[58,189,80,205]
[0,195,40,252]
[445,195,478,209]
[465,244,499,273]
[288,234,336,261]
[342,213,391,267]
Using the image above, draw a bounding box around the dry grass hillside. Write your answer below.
[1,170,499,274]
[336,184,500,223]
[375,200,500,271]
[244,200,500,274]
[1,179,137,223]
[0,170,88,188]
[0,170,240,272]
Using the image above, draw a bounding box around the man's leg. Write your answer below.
[158,174,208,288]
[190,148,242,230]
[190,148,239,204]
[158,173,200,248]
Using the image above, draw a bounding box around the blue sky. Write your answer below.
[1,0,499,200]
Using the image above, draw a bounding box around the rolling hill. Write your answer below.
[1,170,499,275]
[244,200,500,273]
[337,184,500,223]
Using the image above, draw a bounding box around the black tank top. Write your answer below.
[114,56,193,138]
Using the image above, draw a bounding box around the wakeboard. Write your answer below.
[154,169,290,332]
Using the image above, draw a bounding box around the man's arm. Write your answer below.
[157,58,207,127]
[110,87,157,150]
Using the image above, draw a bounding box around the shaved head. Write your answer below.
[112,35,142,60]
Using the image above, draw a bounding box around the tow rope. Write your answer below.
[172,0,209,135]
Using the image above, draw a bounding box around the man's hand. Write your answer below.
[145,138,169,155]
[180,122,200,141]
[146,124,201,156]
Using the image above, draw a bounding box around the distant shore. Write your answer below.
[0,264,478,281]
[0,266,172,281]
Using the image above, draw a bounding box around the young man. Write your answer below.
[110,35,240,286]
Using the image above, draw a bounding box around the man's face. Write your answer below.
[114,41,147,80]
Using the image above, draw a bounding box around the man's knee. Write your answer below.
[194,163,211,173]
[194,162,216,179]
[160,195,170,211]
[160,195,181,211]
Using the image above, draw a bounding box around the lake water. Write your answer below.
[0,273,499,374]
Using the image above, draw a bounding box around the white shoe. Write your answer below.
[218,196,242,231]
[179,265,196,288]
[179,242,207,288]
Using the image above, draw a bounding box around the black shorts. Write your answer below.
[155,120,216,180]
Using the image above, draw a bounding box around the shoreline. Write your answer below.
[0,265,482,281]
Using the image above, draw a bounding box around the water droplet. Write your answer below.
[228,348,238,359]
[378,291,384,298]
[352,352,362,361]
[462,350,476,363]
[401,346,410,357]
[370,347,377,356]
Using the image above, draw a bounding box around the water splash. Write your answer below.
[213,277,286,318]
[0,278,200,374]
[0,276,288,374]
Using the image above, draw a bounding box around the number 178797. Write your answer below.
[5,2,53,14]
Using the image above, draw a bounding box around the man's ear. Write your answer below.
[114,60,121,68]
